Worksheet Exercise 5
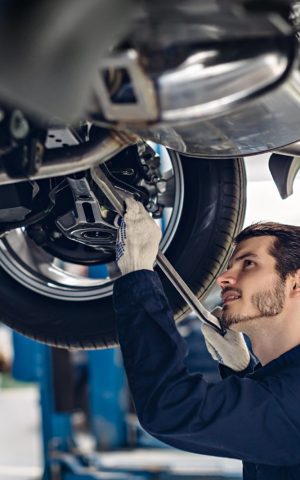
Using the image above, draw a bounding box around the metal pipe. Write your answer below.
[0,131,137,185]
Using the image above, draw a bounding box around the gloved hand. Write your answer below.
[116,197,162,276]
[201,308,250,371]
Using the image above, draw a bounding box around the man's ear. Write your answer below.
[291,269,300,297]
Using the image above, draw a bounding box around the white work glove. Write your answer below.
[201,308,250,372]
[116,197,162,276]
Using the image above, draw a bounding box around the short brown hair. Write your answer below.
[235,222,300,280]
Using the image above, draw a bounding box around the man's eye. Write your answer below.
[244,259,254,268]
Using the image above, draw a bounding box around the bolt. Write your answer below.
[153,206,163,219]
[34,142,44,167]
[151,175,159,183]
[10,110,30,140]
[146,201,157,213]
[156,179,167,194]
[33,229,46,245]
[122,169,134,176]
[52,231,62,240]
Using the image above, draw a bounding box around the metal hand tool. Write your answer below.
[91,165,225,335]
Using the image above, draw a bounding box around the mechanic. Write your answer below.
[113,197,300,480]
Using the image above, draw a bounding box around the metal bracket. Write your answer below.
[56,176,117,250]
[94,50,158,122]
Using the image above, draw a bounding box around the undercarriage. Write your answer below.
[0,0,298,347]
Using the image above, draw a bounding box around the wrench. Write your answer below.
[91,165,225,335]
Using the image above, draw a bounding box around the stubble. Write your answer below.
[220,278,286,329]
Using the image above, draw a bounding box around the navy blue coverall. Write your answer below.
[113,270,300,480]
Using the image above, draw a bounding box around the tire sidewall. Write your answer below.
[0,155,246,347]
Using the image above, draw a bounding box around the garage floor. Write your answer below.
[0,386,42,480]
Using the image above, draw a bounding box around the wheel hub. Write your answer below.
[0,147,184,300]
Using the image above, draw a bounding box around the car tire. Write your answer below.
[0,154,246,349]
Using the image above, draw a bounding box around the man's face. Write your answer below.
[216,236,287,330]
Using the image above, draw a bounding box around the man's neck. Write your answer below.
[239,315,300,366]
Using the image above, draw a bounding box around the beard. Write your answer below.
[220,277,286,329]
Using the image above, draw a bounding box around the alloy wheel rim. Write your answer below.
[0,149,184,301]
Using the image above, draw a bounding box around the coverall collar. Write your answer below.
[250,344,300,379]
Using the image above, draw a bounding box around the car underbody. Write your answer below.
[0,0,299,348]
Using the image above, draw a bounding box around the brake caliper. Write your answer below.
[56,142,168,250]
[56,176,118,251]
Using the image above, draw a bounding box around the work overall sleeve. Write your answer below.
[113,270,300,466]
[219,354,257,379]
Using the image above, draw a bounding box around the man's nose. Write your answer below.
[216,269,237,287]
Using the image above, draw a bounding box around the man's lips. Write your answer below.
[222,291,242,305]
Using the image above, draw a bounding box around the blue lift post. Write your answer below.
[13,332,77,479]
[88,348,128,450]
[38,345,75,480]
